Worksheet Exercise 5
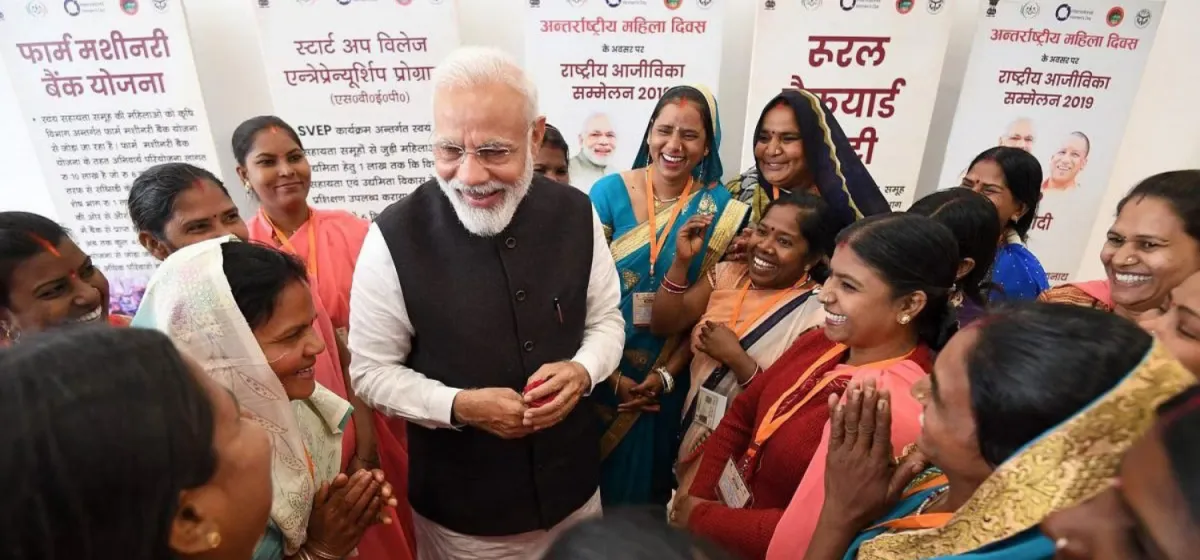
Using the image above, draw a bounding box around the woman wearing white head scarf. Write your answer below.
[134,236,395,560]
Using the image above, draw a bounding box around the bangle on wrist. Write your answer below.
[661,276,689,294]
[740,365,762,388]
[654,367,675,394]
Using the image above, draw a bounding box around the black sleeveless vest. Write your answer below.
[375,175,601,536]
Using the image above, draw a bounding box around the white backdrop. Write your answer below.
[2,0,1199,280]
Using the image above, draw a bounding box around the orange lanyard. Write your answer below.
[871,474,953,531]
[744,345,914,463]
[260,208,317,278]
[727,276,812,338]
[646,169,694,277]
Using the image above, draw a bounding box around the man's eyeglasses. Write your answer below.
[431,143,518,167]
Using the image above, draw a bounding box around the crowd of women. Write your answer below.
[1,78,1199,560]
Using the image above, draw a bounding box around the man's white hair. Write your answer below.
[431,46,538,124]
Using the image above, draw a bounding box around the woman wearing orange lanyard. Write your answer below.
[801,303,1192,560]
[133,237,397,560]
[233,115,370,332]
[648,193,838,496]
[671,214,960,560]
[231,118,415,559]
[588,85,750,508]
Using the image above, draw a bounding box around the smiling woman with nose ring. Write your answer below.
[1040,170,1200,325]
[588,84,750,510]
[722,89,890,263]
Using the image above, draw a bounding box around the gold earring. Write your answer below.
[206,531,221,549]
[243,181,251,192]
[898,314,911,325]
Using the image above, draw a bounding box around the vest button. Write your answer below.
[523,341,534,352]
[515,290,526,302]
[505,237,517,249]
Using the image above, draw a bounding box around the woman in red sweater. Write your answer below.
[670,213,960,559]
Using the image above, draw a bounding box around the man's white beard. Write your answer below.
[437,149,534,237]
[583,145,610,167]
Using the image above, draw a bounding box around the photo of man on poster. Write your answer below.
[569,112,617,192]
[998,117,1036,153]
[1042,131,1090,191]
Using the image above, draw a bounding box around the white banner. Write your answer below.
[741,0,954,210]
[252,0,460,219]
[0,0,221,316]
[524,0,724,192]
[936,0,1165,282]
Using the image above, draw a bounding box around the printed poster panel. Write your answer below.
[936,0,1165,282]
[525,0,724,192]
[0,0,223,316]
[743,0,954,210]
[253,0,461,219]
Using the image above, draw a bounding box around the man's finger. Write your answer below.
[524,389,577,427]
[524,375,567,404]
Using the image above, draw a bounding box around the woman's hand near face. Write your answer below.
[675,215,713,263]
[822,378,926,528]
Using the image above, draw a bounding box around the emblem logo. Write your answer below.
[1106,6,1123,26]
[120,0,137,14]
[840,0,856,11]
[927,0,944,14]
[1134,8,1151,28]
[896,0,912,13]
[1055,3,1071,21]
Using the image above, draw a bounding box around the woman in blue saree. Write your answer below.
[799,302,1193,560]
[589,84,749,508]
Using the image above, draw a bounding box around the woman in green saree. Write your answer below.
[588,84,749,508]
[802,302,1194,560]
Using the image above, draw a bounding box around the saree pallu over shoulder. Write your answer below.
[1037,280,1112,312]
[609,187,748,271]
[855,343,1194,560]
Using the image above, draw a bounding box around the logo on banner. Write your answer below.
[397,0,412,5]
[27,0,48,16]
[664,0,681,9]
[153,0,167,11]
[765,0,776,9]
[606,0,620,6]
[896,0,912,14]
[986,0,1000,17]
[63,0,80,15]
[840,0,855,10]
[1106,6,1123,26]
[927,0,943,14]
[120,0,137,14]
[528,0,540,6]
[1021,1,1040,18]
[800,0,819,9]
[1055,3,1094,21]
[1135,8,1151,28]
[698,0,712,8]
